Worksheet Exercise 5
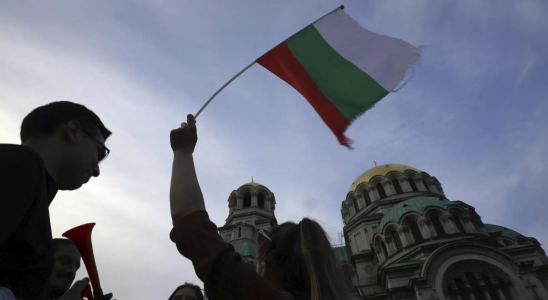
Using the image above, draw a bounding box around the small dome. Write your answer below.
[376,196,457,234]
[349,164,421,192]
[239,181,264,188]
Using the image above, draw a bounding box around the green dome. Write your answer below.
[484,224,525,241]
[376,196,461,234]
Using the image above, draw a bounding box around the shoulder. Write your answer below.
[0,144,45,184]
[0,144,44,169]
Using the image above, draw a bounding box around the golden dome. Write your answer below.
[348,164,421,192]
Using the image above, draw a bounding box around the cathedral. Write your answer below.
[219,164,548,300]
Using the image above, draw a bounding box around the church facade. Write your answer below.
[219,164,548,299]
[341,164,548,299]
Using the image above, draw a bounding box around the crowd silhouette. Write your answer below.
[1,102,354,300]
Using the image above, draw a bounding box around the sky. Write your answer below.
[1,0,547,298]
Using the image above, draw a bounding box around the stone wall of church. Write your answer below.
[354,260,376,286]
[349,227,370,254]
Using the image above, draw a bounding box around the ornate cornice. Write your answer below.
[218,221,256,231]
[345,193,435,227]
[225,210,276,225]
[350,250,373,263]
[394,246,423,264]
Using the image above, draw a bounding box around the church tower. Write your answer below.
[218,180,277,264]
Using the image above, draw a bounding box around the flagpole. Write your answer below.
[194,5,345,118]
[195,60,257,118]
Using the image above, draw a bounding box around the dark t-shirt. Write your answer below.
[0,144,58,299]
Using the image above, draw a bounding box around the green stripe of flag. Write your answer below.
[285,25,389,121]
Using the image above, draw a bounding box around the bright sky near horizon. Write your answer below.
[1,1,547,299]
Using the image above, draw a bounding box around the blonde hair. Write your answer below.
[258,218,350,300]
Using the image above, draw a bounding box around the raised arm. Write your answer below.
[169,114,206,224]
[168,115,296,300]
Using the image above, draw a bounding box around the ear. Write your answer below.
[63,120,82,143]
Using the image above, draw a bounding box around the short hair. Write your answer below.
[52,238,77,251]
[168,283,204,300]
[20,101,112,143]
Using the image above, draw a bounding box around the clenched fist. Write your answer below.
[170,114,198,154]
[58,278,88,300]
[58,278,114,300]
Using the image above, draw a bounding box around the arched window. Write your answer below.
[390,231,403,251]
[229,195,237,209]
[453,216,465,233]
[381,242,388,258]
[482,274,500,300]
[498,277,514,300]
[238,227,242,237]
[444,261,515,300]
[376,183,387,199]
[258,193,265,208]
[408,221,424,243]
[408,178,418,192]
[225,234,231,242]
[431,216,446,237]
[465,272,484,300]
[362,190,372,206]
[243,192,251,207]
[392,180,403,194]
[424,181,431,191]
[453,278,469,300]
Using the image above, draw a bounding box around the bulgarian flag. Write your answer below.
[258,7,418,148]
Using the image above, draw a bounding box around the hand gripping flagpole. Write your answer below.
[194,5,345,118]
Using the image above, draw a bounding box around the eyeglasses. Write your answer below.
[259,229,271,241]
[81,128,110,164]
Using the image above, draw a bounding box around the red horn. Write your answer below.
[62,223,103,298]
[82,284,93,300]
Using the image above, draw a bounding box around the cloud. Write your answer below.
[1,1,547,299]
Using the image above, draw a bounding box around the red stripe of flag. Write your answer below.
[258,43,353,148]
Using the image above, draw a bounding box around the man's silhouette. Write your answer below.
[0,101,111,299]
